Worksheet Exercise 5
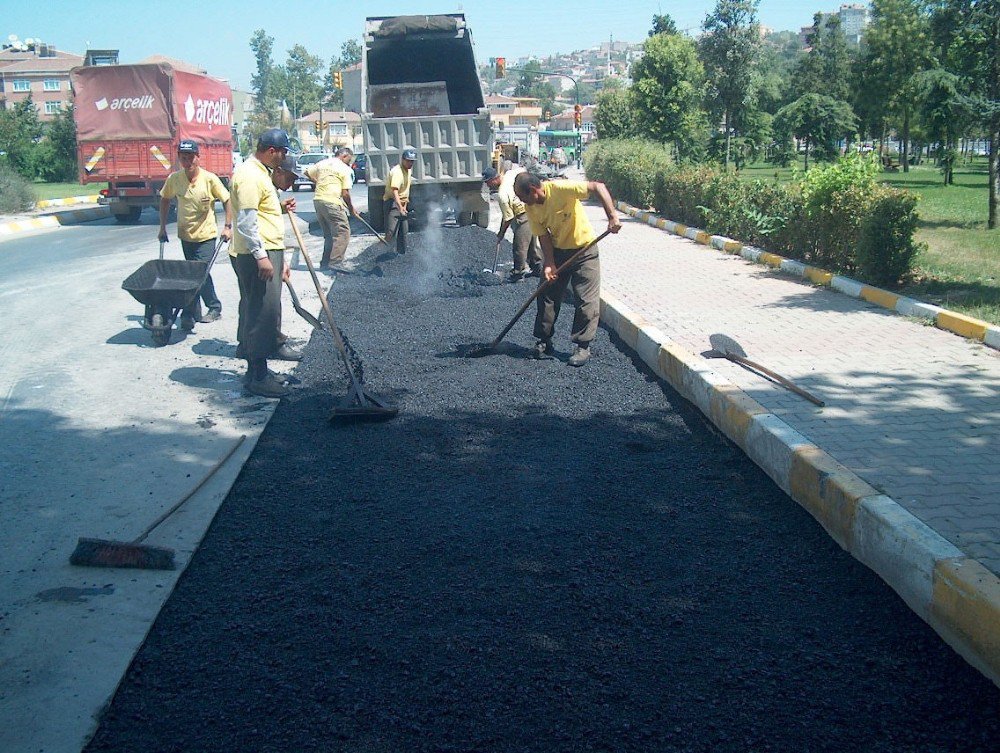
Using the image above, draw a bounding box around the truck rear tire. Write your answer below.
[114,206,143,224]
[457,211,474,227]
[473,211,489,229]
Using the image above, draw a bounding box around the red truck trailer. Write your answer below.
[70,63,233,223]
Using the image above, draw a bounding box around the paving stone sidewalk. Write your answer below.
[584,201,1000,575]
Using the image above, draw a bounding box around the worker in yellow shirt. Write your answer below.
[308,146,360,270]
[230,128,299,398]
[158,139,232,329]
[483,162,541,281]
[513,172,621,367]
[383,148,416,254]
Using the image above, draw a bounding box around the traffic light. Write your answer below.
[544,109,551,120]
[495,57,506,78]
[333,70,343,89]
[315,121,323,133]
[573,103,582,128]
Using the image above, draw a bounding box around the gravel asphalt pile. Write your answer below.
[86,224,1000,753]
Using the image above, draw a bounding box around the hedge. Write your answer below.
[0,163,36,214]
[584,140,923,287]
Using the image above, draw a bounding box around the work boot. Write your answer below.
[199,309,221,323]
[235,342,247,359]
[274,344,303,361]
[246,371,291,398]
[568,344,591,367]
[533,339,554,360]
[180,316,196,331]
[508,270,527,282]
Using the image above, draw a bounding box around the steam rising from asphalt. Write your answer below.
[410,201,447,296]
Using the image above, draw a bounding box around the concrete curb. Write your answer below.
[0,204,110,238]
[600,291,1000,687]
[618,202,1000,352]
[35,194,101,209]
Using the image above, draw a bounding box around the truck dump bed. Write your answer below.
[362,14,492,229]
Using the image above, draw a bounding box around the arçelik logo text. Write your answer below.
[184,94,230,128]
[95,95,156,112]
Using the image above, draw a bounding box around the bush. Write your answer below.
[0,163,36,213]
[857,187,923,287]
[591,142,921,287]
[584,139,671,210]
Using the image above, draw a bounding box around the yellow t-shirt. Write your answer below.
[160,169,230,243]
[308,157,353,206]
[230,157,284,255]
[497,166,527,222]
[382,164,411,201]
[525,180,595,249]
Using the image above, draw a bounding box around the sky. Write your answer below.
[5,1,827,91]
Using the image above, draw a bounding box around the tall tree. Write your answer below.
[339,39,362,67]
[631,32,708,161]
[699,0,762,169]
[0,95,43,175]
[249,29,278,125]
[272,44,324,121]
[859,0,935,171]
[649,13,678,36]
[792,14,853,103]
[916,67,964,183]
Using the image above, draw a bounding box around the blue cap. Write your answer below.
[482,166,499,182]
[178,139,200,154]
[278,154,303,178]
[401,148,417,161]
[258,128,293,151]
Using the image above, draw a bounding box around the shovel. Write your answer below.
[356,212,389,245]
[708,333,825,407]
[285,279,322,330]
[483,238,502,277]
[461,228,613,357]
[287,213,398,422]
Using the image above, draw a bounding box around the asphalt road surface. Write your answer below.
[81,220,1000,753]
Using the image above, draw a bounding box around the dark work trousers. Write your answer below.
[315,200,350,265]
[511,214,542,275]
[231,249,283,361]
[533,243,601,346]
[181,238,222,320]
[384,199,408,254]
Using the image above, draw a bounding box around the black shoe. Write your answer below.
[533,339,554,360]
[235,343,247,359]
[508,270,527,282]
[180,316,196,331]
[274,344,303,361]
[246,372,291,398]
[568,344,591,367]
[199,309,221,323]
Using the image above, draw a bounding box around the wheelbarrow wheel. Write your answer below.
[150,313,171,347]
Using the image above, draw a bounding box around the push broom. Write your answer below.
[70,435,246,570]
[287,213,398,423]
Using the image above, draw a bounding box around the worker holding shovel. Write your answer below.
[513,172,621,367]
[483,163,542,281]
[383,148,416,254]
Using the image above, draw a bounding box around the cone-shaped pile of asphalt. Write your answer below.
[85,225,1000,753]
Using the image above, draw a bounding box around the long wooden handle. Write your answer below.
[287,213,365,397]
[725,353,825,407]
[489,228,613,349]
[356,213,389,245]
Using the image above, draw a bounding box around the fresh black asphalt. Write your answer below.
[85,224,1000,753]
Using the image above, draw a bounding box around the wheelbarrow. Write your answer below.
[121,238,227,346]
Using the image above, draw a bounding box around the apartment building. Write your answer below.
[0,41,83,120]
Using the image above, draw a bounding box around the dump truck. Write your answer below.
[361,14,492,231]
[70,63,234,223]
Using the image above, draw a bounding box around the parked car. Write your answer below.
[292,152,332,191]
[352,152,367,183]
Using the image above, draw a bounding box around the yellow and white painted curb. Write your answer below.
[0,204,109,239]
[600,292,1000,687]
[35,194,101,210]
[618,202,1000,351]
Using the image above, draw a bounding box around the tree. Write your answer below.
[594,89,638,139]
[699,0,762,169]
[513,60,543,97]
[249,29,278,125]
[649,13,678,36]
[272,44,323,121]
[0,95,43,176]
[32,104,77,182]
[916,67,965,183]
[631,32,708,161]
[339,39,362,67]
[792,14,853,103]
[859,0,935,171]
[774,93,858,169]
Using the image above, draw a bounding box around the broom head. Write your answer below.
[70,537,176,570]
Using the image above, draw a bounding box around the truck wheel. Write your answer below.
[473,211,489,229]
[115,206,142,224]
[366,187,385,232]
[457,211,474,226]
